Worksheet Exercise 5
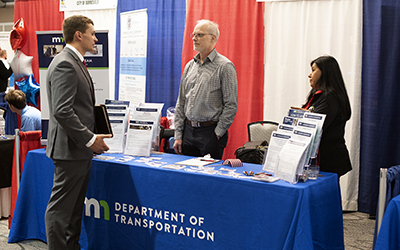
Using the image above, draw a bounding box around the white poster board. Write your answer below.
[119,9,148,108]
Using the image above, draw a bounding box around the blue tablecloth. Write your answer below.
[8,149,344,250]
[375,194,400,249]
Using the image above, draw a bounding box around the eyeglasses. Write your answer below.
[189,33,213,38]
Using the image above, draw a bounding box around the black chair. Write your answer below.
[0,106,6,119]
[247,121,279,145]
[159,126,175,153]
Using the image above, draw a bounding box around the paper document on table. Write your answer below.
[124,120,154,157]
[175,158,220,167]
[262,131,291,173]
[274,139,309,184]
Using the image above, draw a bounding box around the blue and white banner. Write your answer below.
[118,9,148,108]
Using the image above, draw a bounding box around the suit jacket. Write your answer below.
[0,60,12,92]
[46,47,96,161]
[308,91,352,176]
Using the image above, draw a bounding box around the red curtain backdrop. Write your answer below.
[9,0,63,228]
[182,0,265,159]
[8,131,44,228]
[14,0,64,87]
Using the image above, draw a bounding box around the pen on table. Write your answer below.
[199,159,216,162]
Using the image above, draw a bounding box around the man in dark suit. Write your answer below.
[0,49,12,93]
[44,15,111,250]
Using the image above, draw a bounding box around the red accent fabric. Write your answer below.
[8,130,44,229]
[303,90,323,109]
[182,0,265,159]
[14,0,64,110]
[160,117,170,153]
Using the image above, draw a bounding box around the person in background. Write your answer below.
[44,15,111,250]
[4,89,41,131]
[0,49,13,93]
[173,19,238,159]
[302,55,352,177]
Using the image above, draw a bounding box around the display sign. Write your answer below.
[36,30,110,139]
[118,9,148,108]
[60,0,117,11]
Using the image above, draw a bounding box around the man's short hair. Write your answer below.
[0,50,6,58]
[4,90,27,109]
[63,15,94,44]
[196,20,220,43]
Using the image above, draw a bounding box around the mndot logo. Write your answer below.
[85,197,110,221]
[84,198,216,241]
[52,37,64,43]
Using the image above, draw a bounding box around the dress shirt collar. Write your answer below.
[194,48,217,64]
[65,44,84,63]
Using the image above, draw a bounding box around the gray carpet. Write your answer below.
[0,212,375,249]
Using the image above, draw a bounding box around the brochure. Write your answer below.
[124,120,154,157]
[132,103,164,151]
[274,139,309,184]
[296,120,318,162]
[302,112,326,158]
[103,102,129,153]
[262,131,291,173]
[277,124,294,135]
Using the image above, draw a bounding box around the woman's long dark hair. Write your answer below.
[304,55,351,121]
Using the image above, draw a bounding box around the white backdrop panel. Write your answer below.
[263,0,362,210]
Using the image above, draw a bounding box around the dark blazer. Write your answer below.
[46,47,95,160]
[0,60,12,92]
[308,91,352,176]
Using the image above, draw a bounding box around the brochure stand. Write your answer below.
[123,103,164,157]
[262,107,325,184]
[103,100,130,153]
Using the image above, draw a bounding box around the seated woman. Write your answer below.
[302,55,352,177]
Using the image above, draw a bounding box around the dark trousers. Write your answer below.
[45,159,92,250]
[182,123,228,159]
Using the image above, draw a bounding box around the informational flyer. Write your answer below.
[119,9,148,108]
[103,104,129,153]
[132,103,164,151]
[275,139,309,184]
[277,124,294,135]
[303,112,326,158]
[124,120,153,157]
[262,131,291,173]
[296,120,318,161]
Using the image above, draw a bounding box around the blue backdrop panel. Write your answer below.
[115,0,186,116]
[360,0,400,215]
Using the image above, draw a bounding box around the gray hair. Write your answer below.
[196,19,220,43]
